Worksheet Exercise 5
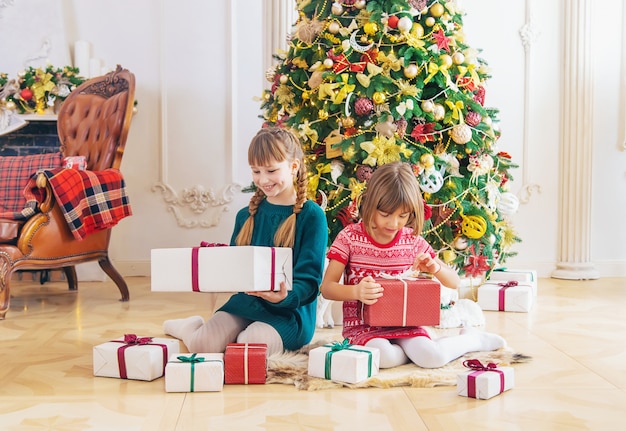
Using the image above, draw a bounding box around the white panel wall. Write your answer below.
[4,0,622,278]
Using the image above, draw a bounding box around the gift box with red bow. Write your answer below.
[93,334,180,381]
[363,275,441,327]
[150,244,292,292]
[477,280,534,312]
[165,353,224,392]
[224,343,267,384]
[307,340,380,384]
[487,268,538,296]
[457,359,514,400]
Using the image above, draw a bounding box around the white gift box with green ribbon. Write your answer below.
[307,340,380,384]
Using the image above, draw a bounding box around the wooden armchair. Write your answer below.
[0,66,135,319]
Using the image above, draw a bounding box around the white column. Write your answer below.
[552,0,599,279]
[263,0,297,76]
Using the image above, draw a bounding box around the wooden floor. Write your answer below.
[1,276,625,430]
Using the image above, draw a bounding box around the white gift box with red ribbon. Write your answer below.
[477,280,534,312]
[487,268,538,296]
[457,359,514,400]
[93,334,180,381]
[150,244,292,292]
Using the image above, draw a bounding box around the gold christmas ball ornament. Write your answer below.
[421,100,435,112]
[451,123,473,144]
[440,54,453,68]
[461,214,487,239]
[342,116,356,128]
[411,23,425,38]
[442,249,456,264]
[425,17,436,27]
[318,109,329,120]
[452,52,465,65]
[328,21,341,34]
[420,153,435,169]
[397,16,413,32]
[430,3,445,18]
[263,92,271,101]
[403,64,418,79]
[279,75,289,84]
[372,92,386,104]
[364,22,379,35]
[5,100,16,111]
[323,58,334,68]
[433,103,445,120]
[355,0,367,9]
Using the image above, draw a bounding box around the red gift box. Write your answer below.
[224,343,267,384]
[363,276,441,327]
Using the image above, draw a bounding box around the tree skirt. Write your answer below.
[266,330,531,391]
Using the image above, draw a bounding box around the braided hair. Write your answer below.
[235,127,309,248]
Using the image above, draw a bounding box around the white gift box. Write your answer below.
[151,246,292,292]
[93,336,180,381]
[165,353,224,392]
[457,276,484,301]
[477,281,534,312]
[457,364,514,400]
[488,268,538,296]
[307,342,380,384]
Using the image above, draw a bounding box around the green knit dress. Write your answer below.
[217,199,328,351]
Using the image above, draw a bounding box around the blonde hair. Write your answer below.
[359,161,425,236]
[235,127,308,248]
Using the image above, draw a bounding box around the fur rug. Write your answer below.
[267,336,531,391]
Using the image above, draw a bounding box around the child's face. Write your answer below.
[368,207,411,244]
[251,158,299,205]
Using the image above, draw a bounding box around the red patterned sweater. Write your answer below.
[327,222,433,345]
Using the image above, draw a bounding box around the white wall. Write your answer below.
[2,0,624,278]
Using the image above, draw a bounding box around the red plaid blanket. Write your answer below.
[25,168,132,240]
[0,152,62,219]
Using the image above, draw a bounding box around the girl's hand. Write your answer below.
[412,252,441,275]
[246,281,288,303]
[356,276,383,305]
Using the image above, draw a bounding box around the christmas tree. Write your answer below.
[259,0,520,277]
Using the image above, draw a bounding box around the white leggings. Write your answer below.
[187,311,284,356]
[365,331,496,369]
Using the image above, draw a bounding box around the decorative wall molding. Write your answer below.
[517,0,542,204]
[152,182,241,228]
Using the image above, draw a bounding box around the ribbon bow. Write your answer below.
[498,280,518,288]
[123,334,153,345]
[177,353,206,364]
[463,359,498,372]
[445,100,465,121]
[200,241,228,247]
[423,61,451,85]
[328,339,352,352]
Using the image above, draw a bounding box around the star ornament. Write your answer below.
[432,28,451,52]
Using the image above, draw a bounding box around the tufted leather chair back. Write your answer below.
[56,65,135,171]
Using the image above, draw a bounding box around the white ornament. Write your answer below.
[419,169,444,193]
[330,160,344,183]
[497,192,520,216]
[453,237,468,250]
[349,30,374,53]
[331,2,343,15]
[397,16,413,32]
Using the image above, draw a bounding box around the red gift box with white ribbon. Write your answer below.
[363,274,441,327]
[224,343,268,384]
